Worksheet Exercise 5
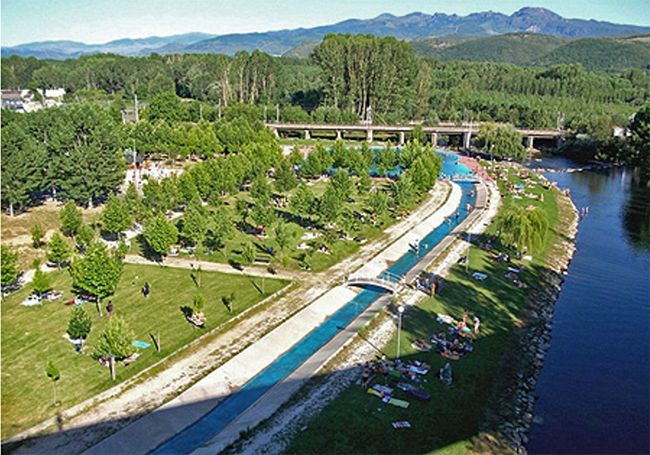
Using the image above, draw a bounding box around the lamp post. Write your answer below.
[396,305,405,360]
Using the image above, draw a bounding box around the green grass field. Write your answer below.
[1,264,288,438]
[286,166,565,454]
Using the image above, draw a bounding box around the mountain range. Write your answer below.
[2,7,650,60]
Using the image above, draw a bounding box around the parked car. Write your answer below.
[21,295,42,307]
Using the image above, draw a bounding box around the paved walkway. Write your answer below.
[8,184,452,455]
[123,255,300,281]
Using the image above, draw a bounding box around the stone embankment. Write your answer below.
[474,173,579,455]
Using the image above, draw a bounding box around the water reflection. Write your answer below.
[623,167,650,252]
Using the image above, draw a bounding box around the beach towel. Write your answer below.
[392,421,411,429]
[436,314,455,325]
[132,340,151,349]
[367,388,383,398]
[388,398,410,408]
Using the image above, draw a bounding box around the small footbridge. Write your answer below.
[347,271,404,293]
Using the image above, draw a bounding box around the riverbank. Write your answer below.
[474,167,578,454]
[278,162,578,454]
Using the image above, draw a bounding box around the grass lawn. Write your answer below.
[286,166,565,454]
[1,264,288,438]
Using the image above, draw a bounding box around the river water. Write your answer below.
[526,156,650,454]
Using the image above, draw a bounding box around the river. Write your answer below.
[526,156,650,454]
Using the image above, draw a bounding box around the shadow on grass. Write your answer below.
[1,242,566,455]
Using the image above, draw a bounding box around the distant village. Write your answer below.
[0,87,66,112]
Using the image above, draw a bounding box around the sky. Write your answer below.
[2,0,649,46]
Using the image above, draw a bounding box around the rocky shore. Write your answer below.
[474,177,579,454]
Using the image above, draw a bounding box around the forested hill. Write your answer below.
[409,33,650,70]
[3,7,650,59]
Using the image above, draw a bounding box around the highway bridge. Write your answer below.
[265,122,566,150]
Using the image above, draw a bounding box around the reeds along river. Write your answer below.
[525,157,650,454]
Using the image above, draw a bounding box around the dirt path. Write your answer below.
[8,184,452,455]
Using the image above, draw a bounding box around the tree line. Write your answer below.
[2,34,647,131]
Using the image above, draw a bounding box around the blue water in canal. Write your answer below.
[526,158,650,454]
[153,153,475,454]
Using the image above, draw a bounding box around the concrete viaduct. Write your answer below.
[265,122,566,150]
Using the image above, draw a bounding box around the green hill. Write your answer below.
[534,37,650,70]
[282,41,318,59]
[413,33,567,65]
[411,33,650,70]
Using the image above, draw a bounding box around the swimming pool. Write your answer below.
[153,159,476,454]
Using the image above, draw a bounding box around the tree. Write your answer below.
[319,185,343,223]
[629,103,650,168]
[250,202,276,228]
[1,123,47,216]
[143,215,178,256]
[31,224,45,248]
[241,241,256,265]
[1,246,19,287]
[76,224,95,249]
[47,232,71,267]
[182,197,208,247]
[145,92,188,123]
[67,306,92,342]
[69,242,123,316]
[368,189,389,219]
[60,201,82,237]
[31,264,51,295]
[391,173,416,210]
[93,316,135,363]
[102,195,132,238]
[377,147,397,176]
[496,205,549,251]
[250,174,271,203]
[192,294,205,315]
[290,184,316,222]
[205,207,234,251]
[45,361,60,404]
[302,144,333,177]
[313,34,417,118]
[288,146,304,166]
[54,104,126,207]
[124,182,143,219]
[331,168,353,200]
[477,124,526,161]
[274,221,295,255]
[274,158,298,193]
[357,174,372,193]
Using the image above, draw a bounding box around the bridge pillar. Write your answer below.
[399,131,405,145]
[431,132,438,146]
[463,131,471,150]
[336,130,342,140]
[527,136,534,150]
[304,130,310,140]
[556,136,563,150]
[272,128,279,138]
[367,128,373,143]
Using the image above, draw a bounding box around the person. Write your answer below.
[106,300,113,317]
[473,316,481,333]
[462,309,468,325]
[143,282,150,299]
